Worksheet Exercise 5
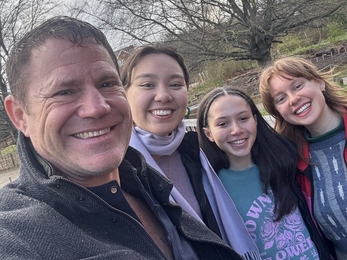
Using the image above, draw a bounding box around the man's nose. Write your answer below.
[77,87,111,118]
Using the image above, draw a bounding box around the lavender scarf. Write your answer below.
[130,122,261,260]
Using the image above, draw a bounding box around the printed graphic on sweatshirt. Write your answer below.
[244,193,319,260]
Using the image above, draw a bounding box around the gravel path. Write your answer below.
[0,168,19,188]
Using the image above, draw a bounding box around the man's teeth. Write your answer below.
[232,139,245,144]
[152,110,171,116]
[74,128,110,139]
[296,103,311,114]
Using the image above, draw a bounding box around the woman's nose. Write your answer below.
[154,86,173,102]
[289,94,301,106]
[230,123,243,135]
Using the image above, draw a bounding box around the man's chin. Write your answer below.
[63,164,119,187]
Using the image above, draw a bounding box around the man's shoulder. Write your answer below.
[0,182,50,240]
[0,181,41,210]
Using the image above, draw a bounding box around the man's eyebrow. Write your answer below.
[97,72,121,82]
[51,73,121,90]
[57,79,81,87]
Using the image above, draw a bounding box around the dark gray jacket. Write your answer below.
[0,133,242,260]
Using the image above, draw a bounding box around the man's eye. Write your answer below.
[53,90,73,96]
[101,82,120,88]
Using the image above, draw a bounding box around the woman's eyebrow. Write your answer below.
[134,73,157,80]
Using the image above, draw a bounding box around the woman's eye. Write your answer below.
[170,83,184,88]
[294,83,303,90]
[140,83,154,88]
[276,96,286,104]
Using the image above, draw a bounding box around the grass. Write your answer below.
[189,59,257,102]
[335,64,347,79]
[276,22,347,57]
[0,145,17,156]
[189,23,347,106]
[259,108,268,116]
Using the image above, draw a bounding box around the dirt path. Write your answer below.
[0,168,19,188]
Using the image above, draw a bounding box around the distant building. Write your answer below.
[115,45,135,67]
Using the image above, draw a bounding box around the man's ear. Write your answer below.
[5,95,30,137]
[203,127,215,142]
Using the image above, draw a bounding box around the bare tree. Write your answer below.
[0,0,57,142]
[80,0,347,67]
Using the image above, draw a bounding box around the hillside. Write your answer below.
[231,41,347,94]
[188,41,347,118]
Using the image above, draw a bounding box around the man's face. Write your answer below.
[14,38,132,186]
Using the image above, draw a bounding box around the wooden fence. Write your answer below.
[0,151,20,171]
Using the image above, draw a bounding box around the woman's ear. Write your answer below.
[203,127,215,142]
[318,79,325,91]
[5,95,30,137]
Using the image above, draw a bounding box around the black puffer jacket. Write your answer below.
[178,131,222,237]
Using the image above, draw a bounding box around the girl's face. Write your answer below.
[203,95,257,170]
[269,73,332,135]
[125,54,188,136]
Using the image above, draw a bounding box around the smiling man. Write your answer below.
[0,16,243,260]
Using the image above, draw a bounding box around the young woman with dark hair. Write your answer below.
[197,86,334,259]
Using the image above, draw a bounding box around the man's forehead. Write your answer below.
[32,37,98,55]
[29,38,119,89]
[31,38,113,68]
